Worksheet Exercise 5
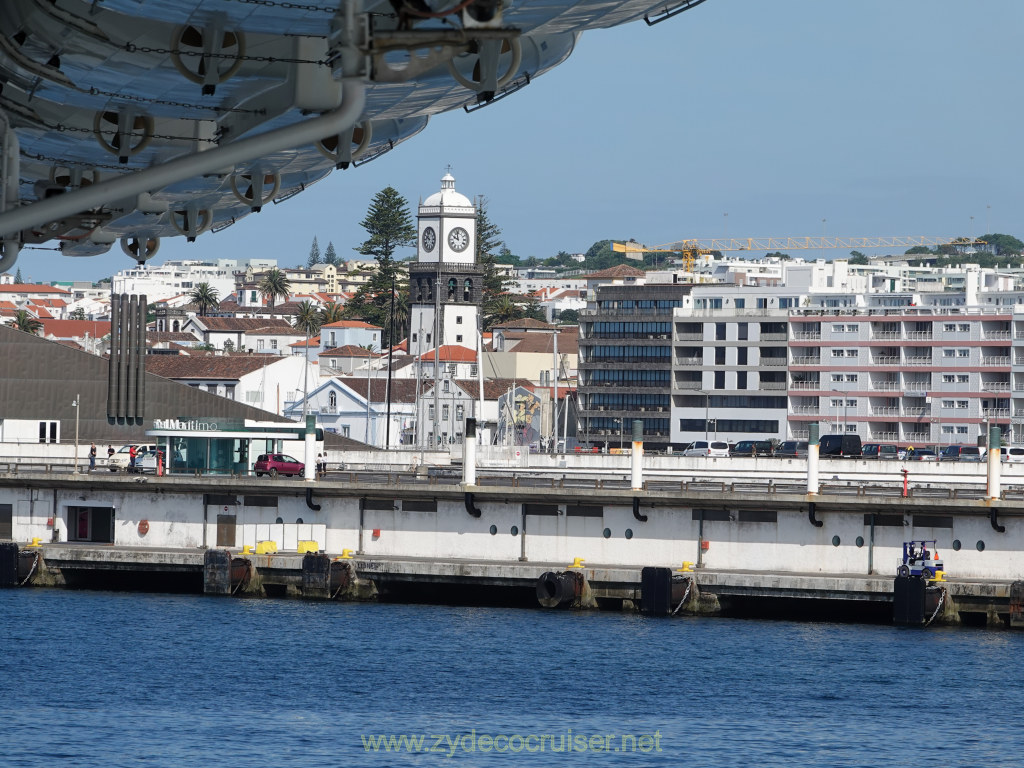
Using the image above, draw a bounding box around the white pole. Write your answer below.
[463,417,477,487]
[807,422,820,495]
[987,424,1001,500]
[630,420,643,491]
[73,394,80,474]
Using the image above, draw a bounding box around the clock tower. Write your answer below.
[409,172,483,358]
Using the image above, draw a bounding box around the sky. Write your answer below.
[18,0,1024,283]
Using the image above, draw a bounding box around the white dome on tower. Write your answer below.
[422,172,473,210]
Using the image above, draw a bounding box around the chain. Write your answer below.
[84,87,266,115]
[125,43,328,67]
[230,0,337,11]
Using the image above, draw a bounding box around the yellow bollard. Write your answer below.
[568,557,585,569]
[241,545,253,555]
[26,537,42,548]
[677,561,694,572]
[338,549,354,559]
[933,570,946,582]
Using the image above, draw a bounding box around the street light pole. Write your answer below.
[72,393,80,474]
[698,389,709,441]
[618,418,623,451]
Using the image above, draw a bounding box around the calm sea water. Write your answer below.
[1,590,1021,767]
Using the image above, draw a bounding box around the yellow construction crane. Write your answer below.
[613,236,983,274]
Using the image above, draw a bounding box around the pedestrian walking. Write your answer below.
[89,442,97,472]
[128,444,137,470]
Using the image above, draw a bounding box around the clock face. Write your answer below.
[447,227,469,252]
[421,226,436,253]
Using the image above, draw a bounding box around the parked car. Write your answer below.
[254,454,305,477]
[732,440,774,457]
[940,445,984,462]
[776,440,808,458]
[108,444,158,471]
[818,434,862,458]
[1002,446,1024,464]
[907,448,938,461]
[682,440,730,457]
[862,443,899,460]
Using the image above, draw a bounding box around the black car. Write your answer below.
[777,440,808,458]
[732,440,774,457]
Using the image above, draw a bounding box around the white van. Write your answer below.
[108,444,158,471]
[683,440,730,458]
[1003,446,1024,464]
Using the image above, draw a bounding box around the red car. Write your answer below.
[254,454,305,477]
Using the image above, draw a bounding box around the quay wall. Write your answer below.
[2,473,1022,581]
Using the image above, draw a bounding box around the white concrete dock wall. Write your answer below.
[2,483,1022,581]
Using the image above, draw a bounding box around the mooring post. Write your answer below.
[630,419,643,491]
[463,417,477,487]
[304,414,316,482]
[987,424,1001,501]
[806,422,820,496]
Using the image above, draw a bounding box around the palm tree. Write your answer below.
[293,301,322,337]
[188,282,220,317]
[258,268,291,309]
[321,301,345,325]
[484,294,522,330]
[12,310,42,334]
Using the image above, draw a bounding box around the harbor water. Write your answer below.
[2,590,1021,767]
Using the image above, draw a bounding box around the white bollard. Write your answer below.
[987,425,1001,500]
[463,418,477,487]
[630,419,643,491]
[304,415,316,482]
[807,423,820,496]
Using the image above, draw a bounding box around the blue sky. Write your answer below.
[21,0,1024,283]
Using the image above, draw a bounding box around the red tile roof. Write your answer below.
[41,319,111,338]
[322,319,382,330]
[320,344,381,358]
[145,355,287,380]
[0,284,71,294]
[417,345,477,363]
[585,264,646,279]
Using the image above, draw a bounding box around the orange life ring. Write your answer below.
[138,520,150,536]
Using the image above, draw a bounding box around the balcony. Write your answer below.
[903,406,930,416]
[761,381,787,390]
[872,356,899,365]
[903,356,932,366]
[792,405,820,414]
[871,406,899,416]
[869,381,900,391]
[905,331,933,340]
[982,382,1011,392]
[789,381,822,390]
[760,332,787,341]
[984,331,1012,340]
[982,357,1011,367]
[902,382,930,392]
[675,356,703,366]
[983,408,1011,418]
[676,333,704,341]
[870,431,898,441]
[791,356,821,365]
[871,331,899,340]
[792,332,821,340]
[761,358,788,367]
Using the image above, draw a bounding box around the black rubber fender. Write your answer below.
[808,502,823,528]
[632,497,648,522]
[991,508,1005,533]
[465,492,481,518]
[305,487,321,511]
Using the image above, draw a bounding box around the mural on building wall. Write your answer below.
[498,386,542,447]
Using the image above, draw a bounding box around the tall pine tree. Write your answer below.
[343,187,416,343]
[307,236,321,267]
[323,241,339,266]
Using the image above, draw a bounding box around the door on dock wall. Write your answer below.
[0,504,11,540]
[66,506,114,543]
[216,515,237,547]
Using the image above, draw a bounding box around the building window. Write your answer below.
[412,333,417,342]
[470,364,478,377]
[735,299,745,309]
[715,323,726,340]
[464,279,472,301]
[957,349,970,357]
[957,374,969,383]
[714,371,725,388]
[738,323,748,340]
[737,371,747,389]
[448,278,457,300]
[456,335,463,343]
[956,400,969,409]
[257,339,265,350]
[329,392,337,408]
[737,348,748,365]
[942,400,955,408]
[428,405,435,420]
[341,425,350,438]
[956,426,969,435]
[270,339,278,350]
[442,405,449,420]
[942,374,955,383]
[941,425,954,435]
[456,316,463,324]
[944,324,956,332]
[943,349,955,357]
[38,421,58,444]
[958,324,970,332]
[443,380,450,392]
[456,404,464,420]
[225,385,235,400]
[715,347,726,365]
[832,349,845,358]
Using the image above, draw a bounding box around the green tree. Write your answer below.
[978,233,1024,255]
[188,282,220,316]
[905,245,934,255]
[321,301,345,325]
[258,268,291,309]
[344,187,415,342]
[307,236,321,267]
[765,251,790,260]
[848,250,869,265]
[69,307,87,321]
[12,309,42,334]
[293,300,323,337]
[323,240,340,266]
[14,267,22,283]
[557,309,580,325]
